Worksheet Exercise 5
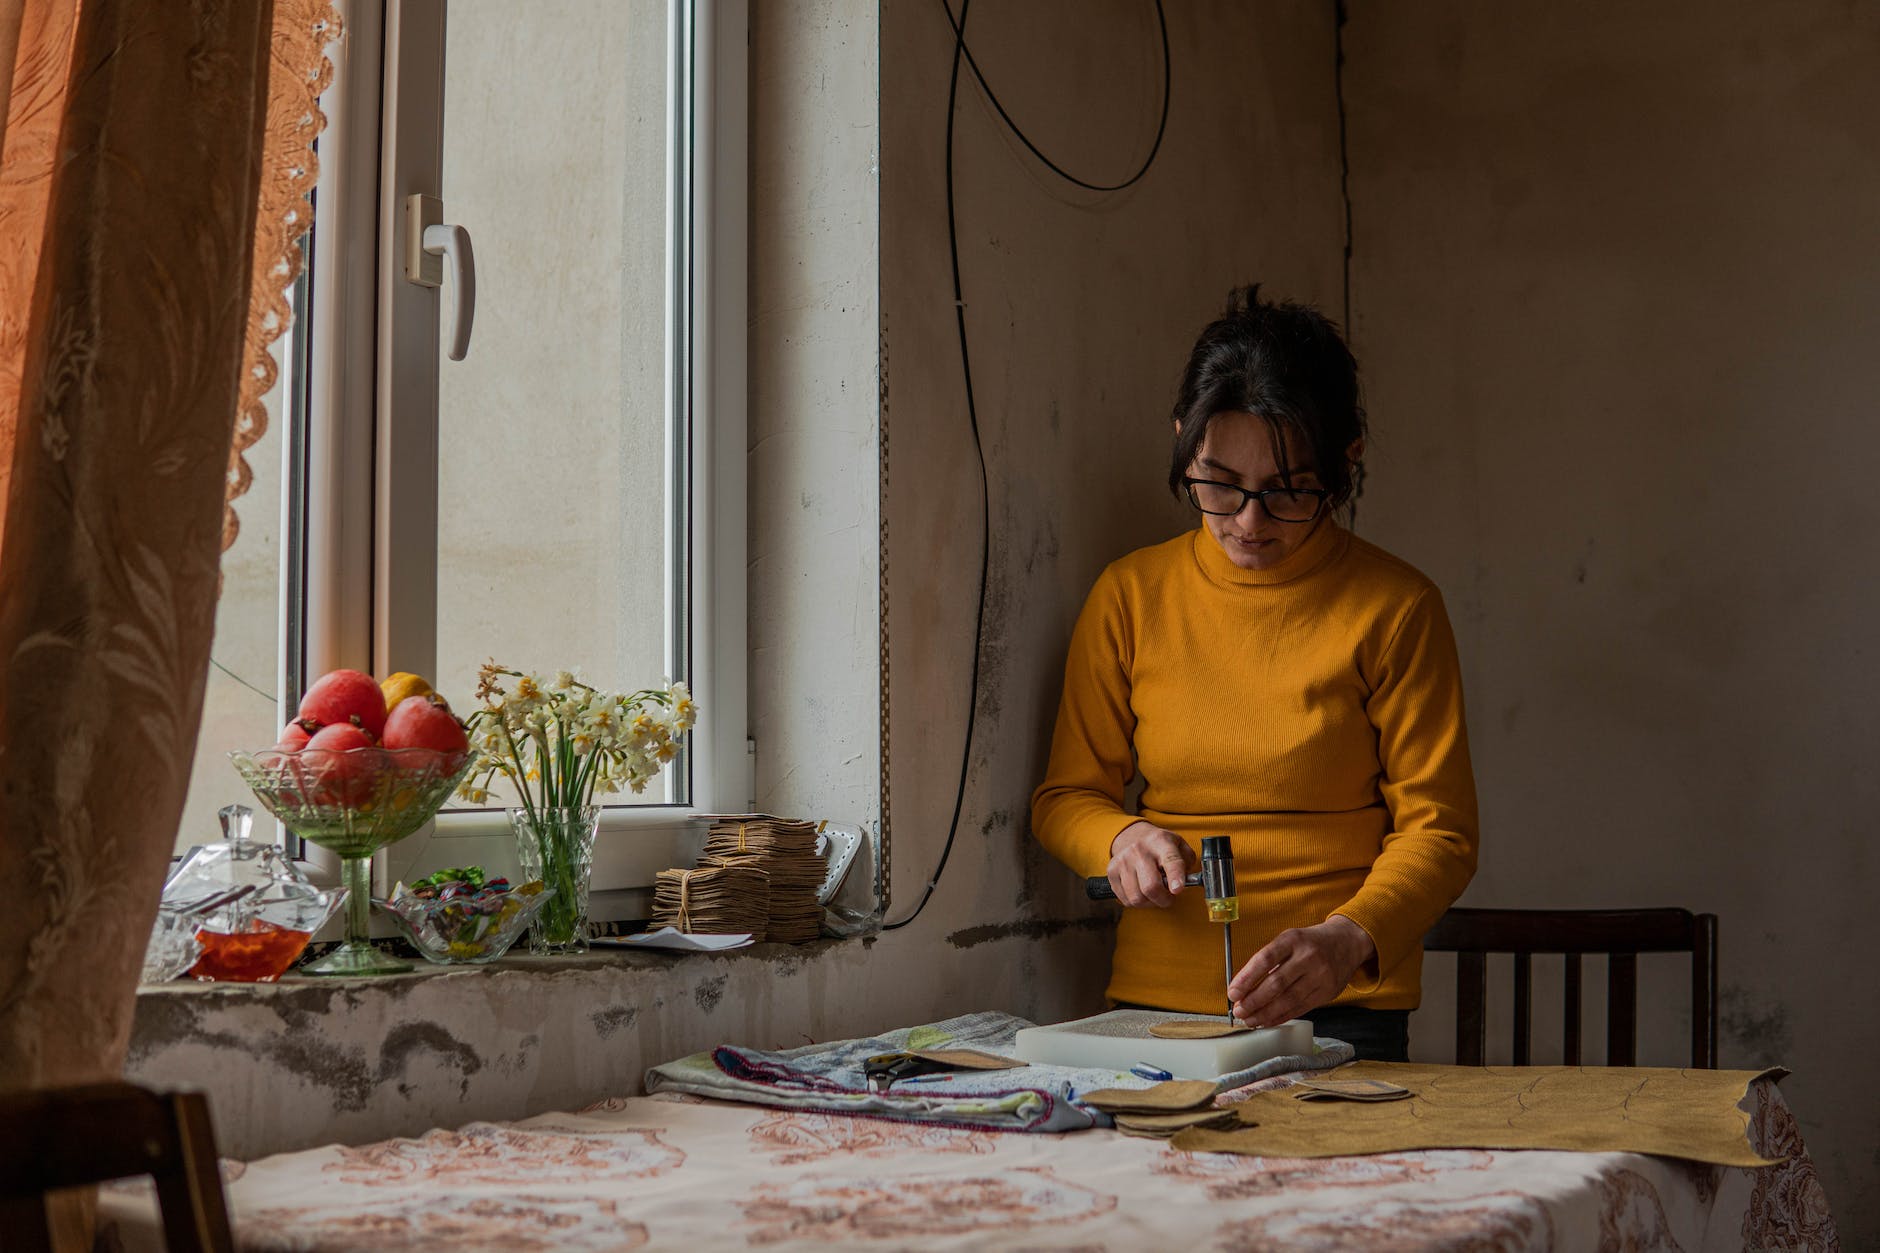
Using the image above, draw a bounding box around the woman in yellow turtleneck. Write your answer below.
[1030,286,1478,1062]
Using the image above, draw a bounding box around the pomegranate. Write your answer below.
[302,723,383,808]
[256,719,316,772]
[297,669,388,740]
[382,695,470,760]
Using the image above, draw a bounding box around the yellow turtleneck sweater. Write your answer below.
[1030,521,1478,1013]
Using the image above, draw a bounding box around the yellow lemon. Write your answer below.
[380,671,436,711]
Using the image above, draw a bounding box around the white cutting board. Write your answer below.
[1013,1008,1314,1080]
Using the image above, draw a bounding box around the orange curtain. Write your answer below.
[0,0,276,1117]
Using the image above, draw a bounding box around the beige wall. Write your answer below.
[881,0,1346,959]
[749,0,881,825]
[1345,0,1880,1236]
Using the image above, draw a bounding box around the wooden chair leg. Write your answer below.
[155,1093,234,1253]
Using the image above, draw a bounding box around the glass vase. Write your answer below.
[511,805,599,954]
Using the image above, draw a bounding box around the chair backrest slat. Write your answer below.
[1424,907,1699,953]
[1607,952,1638,1065]
[1512,952,1533,1066]
[1692,913,1719,1068]
[1456,950,1488,1067]
[1425,907,1717,1069]
[1563,953,1583,1066]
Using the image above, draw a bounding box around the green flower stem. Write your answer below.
[518,808,594,948]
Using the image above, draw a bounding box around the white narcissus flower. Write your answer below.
[668,681,698,730]
[627,713,659,754]
[470,660,696,809]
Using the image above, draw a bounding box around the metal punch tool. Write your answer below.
[1086,835,1240,1021]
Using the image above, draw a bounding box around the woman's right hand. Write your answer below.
[1106,821,1198,907]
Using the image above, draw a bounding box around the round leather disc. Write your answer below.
[1150,1020,1250,1039]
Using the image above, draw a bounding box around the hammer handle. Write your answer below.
[1086,872,1203,901]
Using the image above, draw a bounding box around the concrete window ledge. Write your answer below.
[126,937,870,1160]
[124,919,1112,1162]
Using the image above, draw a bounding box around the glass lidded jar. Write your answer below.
[161,804,346,981]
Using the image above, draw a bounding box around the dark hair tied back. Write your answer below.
[1168,284,1367,511]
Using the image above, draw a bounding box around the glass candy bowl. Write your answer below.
[229,747,473,976]
[377,879,555,965]
[164,805,347,982]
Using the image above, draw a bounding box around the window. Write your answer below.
[180,0,749,910]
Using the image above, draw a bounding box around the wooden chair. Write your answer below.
[0,1082,234,1252]
[1423,907,1718,1068]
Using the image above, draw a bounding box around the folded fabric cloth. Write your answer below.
[642,1011,1351,1133]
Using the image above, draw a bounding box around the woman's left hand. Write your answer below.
[1228,916,1377,1028]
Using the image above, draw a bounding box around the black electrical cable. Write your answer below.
[936,0,1171,193]
[884,1,1172,932]
[884,0,981,931]
[1334,0,1353,330]
[1333,0,1362,524]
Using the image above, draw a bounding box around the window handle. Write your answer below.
[404,193,477,361]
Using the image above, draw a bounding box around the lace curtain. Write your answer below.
[0,2,338,1237]
[232,0,341,552]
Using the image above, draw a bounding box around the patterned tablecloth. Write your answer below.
[98,1073,1837,1252]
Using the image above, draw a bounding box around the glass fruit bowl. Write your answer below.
[229,747,474,976]
[377,878,555,965]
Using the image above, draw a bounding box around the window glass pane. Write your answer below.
[434,0,675,810]
[180,339,289,852]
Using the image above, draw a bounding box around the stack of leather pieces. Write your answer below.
[1079,1080,1239,1139]
[650,863,770,939]
[699,815,825,944]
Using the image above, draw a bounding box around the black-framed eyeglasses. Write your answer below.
[1182,476,1329,523]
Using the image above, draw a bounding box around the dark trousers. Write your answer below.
[1304,1005,1409,1062]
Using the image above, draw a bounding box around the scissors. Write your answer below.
[863,1052,953,1093]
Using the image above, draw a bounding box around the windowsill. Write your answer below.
[126,919,1112,1164]
[127,930,895,1161]
[137,933,872,1000]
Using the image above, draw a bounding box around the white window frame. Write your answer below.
[300,0,748,901]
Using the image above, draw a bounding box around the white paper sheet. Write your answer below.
[592,927,754,952]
